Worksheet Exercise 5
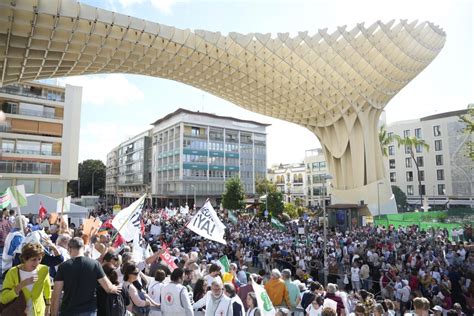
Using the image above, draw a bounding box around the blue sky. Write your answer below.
[62,0,473,165]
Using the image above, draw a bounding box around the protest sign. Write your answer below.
[150,224,161,236]
[83,217,103,237]
[187,201,226,244]
[159,246,178,271]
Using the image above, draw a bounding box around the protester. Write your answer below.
[0,242,51,316]
[51,237,120,316]
[123,263,159,315]
[2,215,28,277]
[193,280,233,316]
[264,269,291,308]
[160,268,194,315]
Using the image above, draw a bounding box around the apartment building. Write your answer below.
[385,109,472,208]
[0,81,82,198]
[106,108,268,207]
[304,148,331,208]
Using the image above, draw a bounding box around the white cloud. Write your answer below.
[149,0,190,15]
[59,74,144,107]
[117,0,145,7]
[79,122,148,162]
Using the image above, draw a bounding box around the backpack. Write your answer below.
[105,292,127,316]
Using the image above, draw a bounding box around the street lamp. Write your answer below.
[376,181,383,219]
[321,174,332,286]
[91,169,97,196]
[191,184,196,209]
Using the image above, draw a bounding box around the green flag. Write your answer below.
[0,189,12,209]
[227,210,238,224]
[271,217,286,231]
[9,185,27,208]
[217,255,230,273]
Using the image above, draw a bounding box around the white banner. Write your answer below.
[187,201,226,244]
[251,279,275,316]
[112,194,146,242]
[57,196,71,213]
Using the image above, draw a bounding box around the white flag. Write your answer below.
[132,230,143,263]
[186,201,226,244]
[112,194,146,242]
[9,185,27,208]
[252,279,275,316]
[57,196,71,213]
[180,205,189,215]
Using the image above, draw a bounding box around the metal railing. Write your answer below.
[1,149,61,156]
[3,108,62,120]
[0,85,64,102]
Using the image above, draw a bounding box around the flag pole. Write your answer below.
[110,195,145,243]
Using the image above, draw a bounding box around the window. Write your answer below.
[405,145,411,154]
[388,146,395,156]
[0,179,13,192]
[406,171,413,182]
[387,132,393,139]
[405,158,412,168]
[389,159,395,169]
[390,172,396,182]
[191,127,200,136]
[435,155,443,166]
[419,185,425,196]
[433,125,441,136]
[415,144,423,153]
[16,179,35,193]
[416,156,424,167]
[1,139,15,153]
[438,184,445,195]
[415,128,422,139]
[418,170,425,181]
[435,140,442,151]
[403,130,410,138]
[407,185,414,196]
[437,169,444,180]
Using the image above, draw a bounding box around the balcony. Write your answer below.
[3,107,62,120]
[1,149,61,156]
[0,84,65,102]
[0,162,60,175]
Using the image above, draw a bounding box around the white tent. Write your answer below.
[20,194,89,226]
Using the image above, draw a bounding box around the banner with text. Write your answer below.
[187,201,226,244]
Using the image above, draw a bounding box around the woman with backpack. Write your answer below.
[124,264,160,316]
[97,263,130,316]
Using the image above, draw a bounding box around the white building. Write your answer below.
[267,163,306,204]
[385,109,473,208]
[304,148,331,208]
[0,81,82,198]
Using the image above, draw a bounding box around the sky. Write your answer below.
[58,0,473,166]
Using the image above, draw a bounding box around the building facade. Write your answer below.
[0,81,82,198]
[385,109,473,208]
[106,109,268,207]
[304,148,331,208]
[105,131,152,205]
[267,163,306,204]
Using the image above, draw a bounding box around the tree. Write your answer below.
[391,185,408,211]
[67,159,106,197]
[222,177,245,211]
[459,104,474,160]
[394,135,429,207]
[255,178,277,196]
[379,124,394,157]
[284,203,299,219]
[266,191,284,217]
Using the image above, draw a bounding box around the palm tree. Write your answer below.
[379,124,394,157]
[393,135,429,208]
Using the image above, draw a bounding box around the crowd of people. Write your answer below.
[0,206,472,316]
